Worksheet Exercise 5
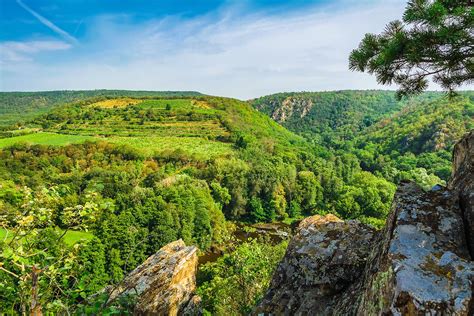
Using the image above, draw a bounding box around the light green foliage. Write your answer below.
[0,185,100,314]
[197,239,288,315]
[108,136,233,159]
[336,172,396,219]
[0,228,92,246]
[135,98,194,110]
[0,132,93,148]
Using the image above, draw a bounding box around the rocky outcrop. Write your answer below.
[355,181,473,315]
[107,239,201,315]
[256,131,474,315]
[271,97,313,122]
[449,130,474,257]
[255,214,377,315]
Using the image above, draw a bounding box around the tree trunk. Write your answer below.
[30,265,42,316]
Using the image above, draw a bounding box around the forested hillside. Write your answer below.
[0,92,400,313]
[252,90,439,145]
[352,95,474,185]
[252,91,474,188]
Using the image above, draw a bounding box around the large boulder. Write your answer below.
[256,131,474,315]
[107,239,201,315]
[255,214,377,315]
[356,181,473,315]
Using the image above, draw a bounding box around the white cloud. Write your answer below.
[4,0,453,99]
[0,40,71,62]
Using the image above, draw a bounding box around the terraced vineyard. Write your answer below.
[1,97,236,160]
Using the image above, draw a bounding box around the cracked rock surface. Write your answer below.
[107,239,201,315]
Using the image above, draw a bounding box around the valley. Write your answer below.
[0,90,472,314]
[2,0,472,313]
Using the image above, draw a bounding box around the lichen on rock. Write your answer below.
[106,239,201,315]
[254,214,377,315]
[357,181,473,315]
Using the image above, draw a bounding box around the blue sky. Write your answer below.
[1,0,410,99]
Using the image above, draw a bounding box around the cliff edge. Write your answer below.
[256,131,474,315]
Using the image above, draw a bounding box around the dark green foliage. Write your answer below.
[349,0,473,97]
[75,292,136,315]
[75,238,110,297]
[249,197,268,222]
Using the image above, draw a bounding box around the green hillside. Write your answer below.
[0,90,202,128]
[351,94,474,184]
[2,95,305,160]
[0,92,395,228]
[252,90,450,145]
[252,91,474,188]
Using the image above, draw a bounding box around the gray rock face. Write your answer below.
[107,239,201,315]
[256,131,474,315]
[449,130,474,257]
[255,214,377,315]
[357,182,473,315]
[270,97,313,122]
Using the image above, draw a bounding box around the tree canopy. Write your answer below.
[349,0,473,98]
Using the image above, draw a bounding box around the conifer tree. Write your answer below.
[349,0,473,98]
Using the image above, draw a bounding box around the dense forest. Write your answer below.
[252,91,474,188]
[0,90,472,313]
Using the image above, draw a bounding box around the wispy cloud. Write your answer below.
[0,40,71,63]
[16,0,79,45]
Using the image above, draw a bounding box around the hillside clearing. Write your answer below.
[0,132,94,148]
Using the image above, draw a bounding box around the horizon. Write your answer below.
[0,0,415,99]
[2,88,474,102]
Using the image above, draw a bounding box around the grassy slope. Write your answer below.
[0,132,94,148]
